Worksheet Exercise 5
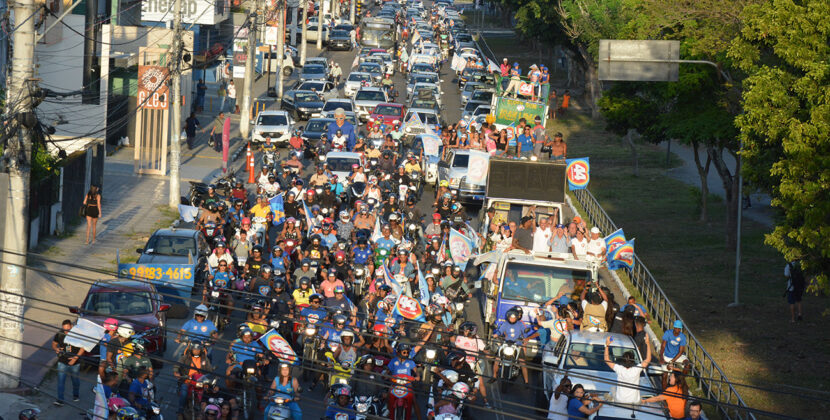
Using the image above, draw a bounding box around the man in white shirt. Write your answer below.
[532,216,553,253]
[586,227,607,262]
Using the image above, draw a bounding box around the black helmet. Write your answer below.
[511,305,525,320]
[333,314,348,328]
[446,350,467,364]
[189,339,205,354]
[505,307,522,324]
[261,265,273,275]
[459,321,477,337]
[274,280,286,290]
[207,202,218,212]
[252,245,264,254]
[396,343,412,354]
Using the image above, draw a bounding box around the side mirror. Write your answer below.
[136,248,144,254]
[646,364,663,376]
[159,304,171,312]
[68,306,79,314]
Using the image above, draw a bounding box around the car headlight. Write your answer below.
[152,405,161,415]
[393,119,400,124]
[449,178,460,188]
[298,107,309,111]
[270,320,280,328]
[503,346,516,357]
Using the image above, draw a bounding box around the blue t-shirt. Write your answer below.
[99,333,111,360]
[567,397,587,419]
[320,232,338,249]
[495,320,528,341]
[212,271,231,289]
[517,134,533,151]
[327,121,357,150]
[375,238,395,251]
[388,357,417,376]
[181,319,217,339]
[300,307,328,325]
[230,339,260,363]
[662,330,687,358]
[129,379,150,407]
[353,247,373,264]
[325,404,356,420]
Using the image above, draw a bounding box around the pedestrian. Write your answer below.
[559,90,570,115]
[184,112,200,150]
[784,260,805,322]
[642,371,689,419]
[83,185,101,245]
[548,89,558,120]
[226,79,237,113]
[218,82,227,113]
[209,112,225,153]
[196,78,207,112]
[549,132,567,162]
[52,319,85,406]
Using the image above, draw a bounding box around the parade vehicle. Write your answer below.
[251,110,294,145]
[436,149,487,204]
[358,17,397,50]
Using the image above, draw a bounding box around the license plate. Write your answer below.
[472,194,484,200]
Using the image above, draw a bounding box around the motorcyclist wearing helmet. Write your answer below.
[375,225,397,252]
[389,248,416,278]
[352,355,388,399]
[441,265,472,301]
[178,304,219,356]
[119,338,153,384]
[282,150,305,172]
[365,141,382,160]
[257,165,272,187]
[435,194,454,220]
[433,180,450,206]
[379,150,396,173]
[269,279,294,316]
[310,165,330,188]
[227,199,247,227]
[103,324,134,379]
[207,241,234,270]
[260,173,281,197]
[246,300,269,336]
[404,154,421,174]
[319,221,338,249]
[249,263,274,297]
[201,379,239,416]
[414,304,453,356]
[248,194,273,220]
[225,326,266,388]
[387,343,418,378]
[331,250,352,280]
[490,306,531,386]
[305,234,327,262]
[292,259,316,288]
[333,329,359,365]
[424,213,443,240]
[198,201,224,230]
[97,319,119,380]
[453,322,487,372]
[115,406,142,420]
[174,339,215,416]
[270,245,288,273]
[324,385,355,420]
[325,285,358,324]
[352,205,375,239]
[300,293,328,326]
[319,268,347,299]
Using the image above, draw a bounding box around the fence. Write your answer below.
[571,188,754,420]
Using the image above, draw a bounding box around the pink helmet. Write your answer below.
[241,217,251,225]
[107,396,130,411]
[103,318,119,332]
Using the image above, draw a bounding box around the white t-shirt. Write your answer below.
[547,393,569,420]
[586,238,606,260]
[533,227,552,253]
[227,83,237,99]
[612,364,644,403]
[571,237,588,258]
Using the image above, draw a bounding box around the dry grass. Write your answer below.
[551,113,830,419]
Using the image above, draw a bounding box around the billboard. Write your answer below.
[141,0,230,25]
[137,65,169,110]
[486,159,566,203]
[492,96,547,128]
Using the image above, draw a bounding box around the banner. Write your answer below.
[137,65,169,110]
[392,294,426,322]
[141,0,229,25]
[449,228,476,264]
[565,157,590,190]
[518,82,535,96]
[451,53,465,72]
[421,133,441,158]
[177,204,199,222]
[259,329,299,364]
[301,199,313,235]
[487,58,500,74]
[493,97,546,127]
[269,193,286,224]
[93,379,109,420]
[466,150,490,186]
[63,318,106,352]
[607,239,635,270]
[604,228,626,253]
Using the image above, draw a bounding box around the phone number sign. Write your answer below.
[118,263,194,284]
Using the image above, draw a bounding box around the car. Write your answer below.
[459,68,495,88]
[324,151,363,180]
[367,103,405,131]
[344,72,374,97]
[334,23,355,32]
[409,62,436,75]
[262,51,295,76]
[281,90,325,120]
[541,331,667,419]
[356,62,384,83]
[461,100,489,121]
[353,87,389,121]
[367,51,395,74]
[327,29,352,50]
[69,279,170,368]
[302,117,335,145]
[408,96,440,115]
[469,88,495,106]
[304,56,330,69]
[460,82,485,105]
[406,72,440,97]
[410,82,442,108]
[436,149,486,203]
[402,108,441,136]
[251,110,294,145]
[299,64,328,82]
[136,228,210,268]
[323,98,355,114]
[303,24,329,43]
[295,80,338,101]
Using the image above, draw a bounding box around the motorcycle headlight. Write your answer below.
[211,291,220,298]
[338,377,349,385]
[246,367,256,374]
[270,320,280,328]
[503,346,516,357]
[455,302,464,311]
[355,268,365,276]
[356,403,369,413]
[408,224,417,231]
[305,327,317,336]
[152,405,161,415]
[425,349,437,360]
[275,397,287,404]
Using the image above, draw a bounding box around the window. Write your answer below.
[326,157,361,172]
[295,92,319,102]
[356,90,385,101]
[374,105,401,116]
[500,262,591,304]
[257,114,288,126]
[324,101,353,112]
[84,291,154,315]
[145,235,196,257]
[563,343,642,372]
[305,120,330,132]
[348,73,371,82]
[451,153,469,168]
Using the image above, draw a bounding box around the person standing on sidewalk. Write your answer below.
[52,319,85,406]
[218,82,227,114]
[83,185,101,245]
[226,79,237,114]
[185,112,201,150]
[209,112,226,152]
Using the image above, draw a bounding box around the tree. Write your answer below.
[729,0,830,293]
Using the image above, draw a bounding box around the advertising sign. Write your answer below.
[117,263,196,302]
[137,65,169,110]
[493,96,546,128]
[232,26,248,78]
[565,157,590,190]
[141,0,230,25]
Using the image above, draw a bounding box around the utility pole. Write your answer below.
[276,0,286,98]
[350,0,355,24]
[316,0,324,50]
[300,0,309,64]
[0,0,36,389]
[169,0,183,208]
[240,0,260,140]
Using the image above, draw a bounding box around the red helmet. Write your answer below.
[241,217,251,225]
[335,251,346,260]
[306,190,315,197]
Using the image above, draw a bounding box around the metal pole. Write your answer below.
[729,139,743,307]
[316,0,324,50]
[300,0,309,64]
[240,1,259,139]
[82,0,99,104]
[169,0,183,208]
[350,0,355,24]
[0,0,36,389]
[277,0,286,98]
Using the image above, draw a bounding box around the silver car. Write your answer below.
[460,82,484,105]
[353,87,389,121]
[436,149,485,203]
[344,72,373,97]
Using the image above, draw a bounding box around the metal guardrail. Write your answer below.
[571,188,755,420]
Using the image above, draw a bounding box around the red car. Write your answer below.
[367,103,406,131]
[70,279,169,368]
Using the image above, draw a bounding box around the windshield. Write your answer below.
[144,235,196,256]
[412,64,433,72]
[324,101,353,112]
[326,157,361,172]
[295,92,319,102]
[471,91,493,102]
[501,262,591,303]
[473,106,490,116]
[301,82,326,91]
[257,114,287,126]
[305,120,331,132]
[451,153,469,168]
[362,29,396,47]
[411,112,438,125]
[358,64,381,73]
[464,83,481,93]
[303,65,325,74]
[564,343,642,372]
[84,291,154,315]
[331,30,349,37]
[412,74,438,85]
[374,105,401,116]
[348,73,372,82]
[411,99,437,109]
[356,90,385,101]
[464,101,485,112]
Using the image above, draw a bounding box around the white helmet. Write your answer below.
[442,369,459,384]
[341,330,355,340]
[117,323,135,338]
[451,382,470,400]
[194,304,209,317]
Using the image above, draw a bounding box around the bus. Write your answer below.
[359,17,397,49]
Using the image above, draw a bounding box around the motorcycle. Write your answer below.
[202,221,224,246]
[324,352,356,389]
[353,264,368,297]
[300,323,321,382]
[237,358,262,420]
[250,216,268,246]
[206,284,231,332]
[373,248,390,267]
[262,149,279,168]
[387,374,416,420]
[354,394,388,420]
[495,340,521,394]
[264,393,294,419]
[188,171,235,206]
[349,182,366,206]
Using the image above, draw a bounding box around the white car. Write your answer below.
[295,80,338,101]
[322,98,356,114]
[251,110,294,145]
[344,72,373,97]
[353,87,389,121]
[324,151,363,180]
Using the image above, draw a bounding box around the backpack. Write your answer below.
[788,262,805,290]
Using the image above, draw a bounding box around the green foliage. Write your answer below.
[729,0,830,293]
[31,143,60,183]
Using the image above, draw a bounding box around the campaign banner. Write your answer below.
[137,65,169,110]
[269,193,286,224]
[392,294,426,322]
[604,228,626,253]
[421,133,441,158]
[63,318,106,352]
[565,157,590,190]
[260,329,299,364]
[466,150,490,186]
[301,199,313,236]
[518,82,535,96]
[381,263,403,296]
[449,228,476,264]
[607,239,635,270]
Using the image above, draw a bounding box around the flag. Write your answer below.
[607,239,635,270]
[410,254,431,305]
[604,228,626,253]
[269,193,286,224]
[411,28,421,45]
[301,199,313,235]
[487,58,500,73]
[466,150,490,186]
[449,228,476,264]
[392,293,426,322]
[351,54,360,69]
[382,263,403,295]
[92,378,108,420]
[565,158,590,190]
[177,204,199,222]
[421,133,441,157]
[371,213,382,242]
[260,329,299,364]
[463,222,482,249]
[438,238,451,263]
[400,48,409,63]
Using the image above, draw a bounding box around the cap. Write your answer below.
[572,216,583,224]
[590,227,600,234]
[432,213,441,220]
[521,215,534,224]
[673,320,683,329]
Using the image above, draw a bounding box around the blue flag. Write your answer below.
[269,193,286,225]
[301,199,313,236]
[566,158,590,190]
[259,329,299,365]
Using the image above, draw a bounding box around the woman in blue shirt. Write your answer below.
[567,384,603,419]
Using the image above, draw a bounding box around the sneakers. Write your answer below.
[53,400,64,407]
[73,397,80,402]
